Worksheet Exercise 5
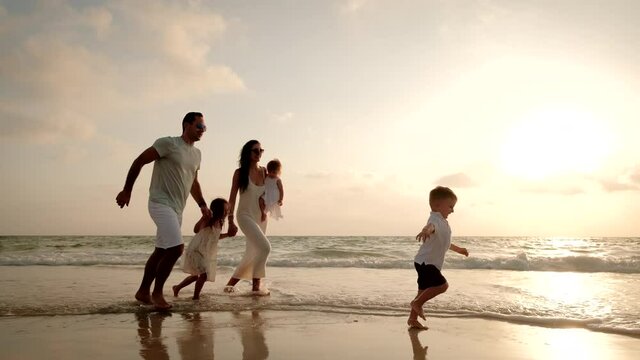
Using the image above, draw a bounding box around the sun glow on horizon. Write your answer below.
[500,107,613,180]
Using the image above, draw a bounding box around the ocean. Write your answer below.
[0,235,638,338]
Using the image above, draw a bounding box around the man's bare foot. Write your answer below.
[407,319,428,330]
[151,293,172,310]
[410,300,426,320]
[192,296,200,301]
[135,291,152,305]
[172,285,180,297]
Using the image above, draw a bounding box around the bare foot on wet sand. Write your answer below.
[151,293,172,310]
[135,291,152,305]
[252,288,271,296]
[410,301,426,320]
[407,319,428,330]
[172,285,180,297]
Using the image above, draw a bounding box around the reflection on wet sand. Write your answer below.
[234,310,269,360]
[177,313,215,360]
[135,310,269,359]
[409,329,428,360]
[136,311,171,360]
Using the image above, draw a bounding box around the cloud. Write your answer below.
[435,173,476,188]
[520,184,585,196]
[630,167,640,185]
[339,0,369,14]
[599,180,638,192]
[270,112,294,124]
[304,171,333,179]
[0,0,245,144]
[597,167,640,192]
[82,6,113,39]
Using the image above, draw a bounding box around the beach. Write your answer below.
[1,236,639,359]
[2,310,639,359]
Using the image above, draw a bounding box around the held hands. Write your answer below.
[227,221,238,237]
[200,204,213,219]
[416,223,435,242]
[116,190,131,208]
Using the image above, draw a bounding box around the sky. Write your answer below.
[1,0,639,237]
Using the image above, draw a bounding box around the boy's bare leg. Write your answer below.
[410,283,449,321]
[410,301,427,320]
[414,283,448,305]
[136,248,165,304]
[193,274,207,300]
[408,290,428,328]
[151,244,184,309]
[173,275,198,297]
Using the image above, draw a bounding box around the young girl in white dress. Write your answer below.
[172,198,229,300]
[259,159,284,221]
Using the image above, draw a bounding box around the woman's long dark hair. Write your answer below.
[208,198,228,227]
[238,140,260,193]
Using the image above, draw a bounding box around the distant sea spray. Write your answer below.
[1,235,638,274]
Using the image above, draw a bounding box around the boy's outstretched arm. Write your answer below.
[449,243,469,257]
[416,223,435,242]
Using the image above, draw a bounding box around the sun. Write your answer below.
[500,107,613,179]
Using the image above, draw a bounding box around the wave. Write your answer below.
[2,300,638,339]
[446,253,640,273]
[1,252,639,274]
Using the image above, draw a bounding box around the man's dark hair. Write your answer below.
[182,112,203,131]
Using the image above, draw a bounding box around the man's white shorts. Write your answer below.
[148,201,183,249]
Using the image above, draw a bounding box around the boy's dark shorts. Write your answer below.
[414,262,447,290]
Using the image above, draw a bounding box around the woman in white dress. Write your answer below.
[225,140,271,294]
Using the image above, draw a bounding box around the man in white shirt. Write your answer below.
[116,112,211,310]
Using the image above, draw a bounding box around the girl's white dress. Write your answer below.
[264,177,283,219]
[182,226,221,281]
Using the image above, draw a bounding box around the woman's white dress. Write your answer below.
[264,177,283,220]
[232,179,271,280]
[182,226,221,281]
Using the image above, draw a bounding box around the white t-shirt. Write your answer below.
[148,136,201,216]
[413,212,452,270]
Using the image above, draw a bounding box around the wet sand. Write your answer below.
[2,310,639,359]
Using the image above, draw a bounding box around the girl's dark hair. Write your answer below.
[208,198,228,227]
[238,140,260,193]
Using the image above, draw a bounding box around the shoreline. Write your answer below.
[1,265,639,340]
[2,310,640,359]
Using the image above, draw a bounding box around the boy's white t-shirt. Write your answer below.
[414,212,451,270]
